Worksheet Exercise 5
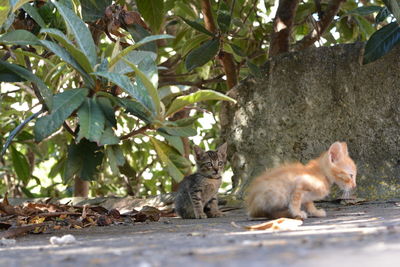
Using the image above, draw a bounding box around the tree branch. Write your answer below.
[200,0,217,33]
[218,52,237,89]
[120,125,151,140]
[159,74,224,89]
[63,122,75,137]
[200,0,238,89]
[24,55,47,110]
[293,0,345,51]
[268,0,300,57]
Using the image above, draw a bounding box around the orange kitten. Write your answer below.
[245,142,357,219]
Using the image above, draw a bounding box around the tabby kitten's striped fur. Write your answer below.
[175,143,227,219]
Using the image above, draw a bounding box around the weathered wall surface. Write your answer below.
[221,43,400,199]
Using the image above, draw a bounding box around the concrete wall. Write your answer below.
[221,43,400,199]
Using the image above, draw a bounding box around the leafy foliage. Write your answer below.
[0,0,396,198]
[362,1,400,64]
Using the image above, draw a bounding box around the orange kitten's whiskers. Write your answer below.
[245,141,357,220]
[342,189,351,199]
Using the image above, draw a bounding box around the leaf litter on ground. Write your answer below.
[0,193,164,239]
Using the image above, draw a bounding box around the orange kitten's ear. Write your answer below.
[217,143,228,161]
[193,145,205,160]
[328,142,343,164]
[341,142,349,155]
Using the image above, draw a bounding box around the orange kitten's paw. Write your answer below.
[312,209,326,217]
[292,211,308,220]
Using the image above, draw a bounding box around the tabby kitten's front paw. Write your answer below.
[197,213,208,219]
[310,208,326,217]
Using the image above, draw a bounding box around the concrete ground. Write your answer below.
[1,200,400,267]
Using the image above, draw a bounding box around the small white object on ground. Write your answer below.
[0,238,16,246]
[49,234,77,245]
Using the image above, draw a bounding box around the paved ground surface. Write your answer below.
[1,200,400,267]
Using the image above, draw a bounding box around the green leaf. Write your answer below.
[376,7,390,24]
[181,34,210,56]
[109,34,174,68]
[63,142,81,182]
[114,50,157,75]
[63,139,104,182]
[247,60,262,77]
[0,61,53,110]
[106,145,125,175]
[81,0,112,22]
[347,6,383,16]
[0,1,11,28]
[93,71,155,115]
[40,28,93,73]
[165,89,236,117]
[52,1,97,68]
[40,40,94,87]
[363,22,400,64]
[174,2,197,19]
[159,117,198,137]
[185,38,220,71]
[230,43,246,57]
[158,125,197,137]
[150,137,190,182]
[383,0,400,21]
[126,24,157,52]
[121,58,161,116]
[10,0,32,12]
[217,2,231,33]
[160,133,184,155]
[13,48,56,68]
[136,0,165,32]
[118,98,154,124]
[2,111,42,156]
[99,126,119,146]
[34,88,88,142]
[77,97,106,143]
[97,97,116,127]
[22,3,46,28]
[10,146,30,184]
[179,16,214,37]
[354,16,375,38]
[0,29,41,45]
[0,64,26,82]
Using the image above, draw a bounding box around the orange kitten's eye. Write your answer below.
[350,174,354,179]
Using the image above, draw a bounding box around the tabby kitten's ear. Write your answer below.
[217,143,228,162]
[193,145,205,161]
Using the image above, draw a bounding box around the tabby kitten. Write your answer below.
[246,142,357,220]
[175,143,227,219]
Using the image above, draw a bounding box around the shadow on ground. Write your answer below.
[1,200,400,267]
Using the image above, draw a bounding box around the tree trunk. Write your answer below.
[221,42,400,200]
[268,0,299,57]
[74,176,89,197]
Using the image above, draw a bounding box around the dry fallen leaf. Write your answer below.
[339,198,367,205]
[232,218,303,231]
